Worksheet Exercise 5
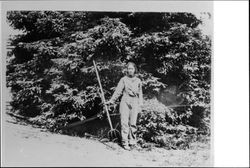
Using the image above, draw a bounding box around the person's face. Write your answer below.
[127,64,135,76]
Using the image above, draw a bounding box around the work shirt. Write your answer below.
[110,75,143,106]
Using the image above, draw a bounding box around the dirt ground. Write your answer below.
[1,88,212,167]
[2,110,212,167]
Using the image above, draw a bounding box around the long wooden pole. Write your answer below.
[93,60,114,129]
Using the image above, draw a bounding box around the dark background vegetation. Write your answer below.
[6,11,211,149]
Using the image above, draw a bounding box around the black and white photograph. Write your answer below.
[1,1,235,167]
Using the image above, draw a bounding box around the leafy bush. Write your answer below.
[137,99,198,149]
[10,85,43,117]
[6,11,211,148]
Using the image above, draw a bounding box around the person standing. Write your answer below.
[106,62,143,150]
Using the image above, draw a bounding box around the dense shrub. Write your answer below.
[6,11,211,149]
[137,99,198,149]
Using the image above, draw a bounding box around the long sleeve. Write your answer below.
[139,81,143,106]
[109,77,125,103]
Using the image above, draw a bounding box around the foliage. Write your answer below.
[6,11,211,149]
[137,99,198,149]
